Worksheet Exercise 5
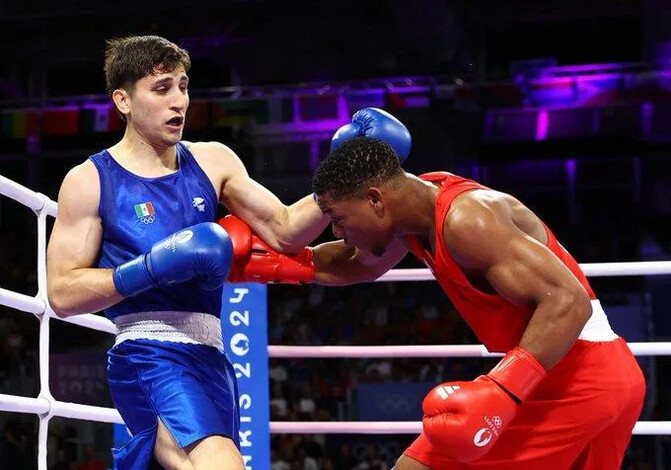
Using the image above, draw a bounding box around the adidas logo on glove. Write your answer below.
[436,385,460,399]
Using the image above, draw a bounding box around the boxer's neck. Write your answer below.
[389,174,438,239]
[108,133,178,177]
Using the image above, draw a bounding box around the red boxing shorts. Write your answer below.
[403,338,645,469]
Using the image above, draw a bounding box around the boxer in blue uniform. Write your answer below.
[46,35,326,470]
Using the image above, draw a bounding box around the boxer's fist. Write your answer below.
[422,348,546,463]
[113,222,233,297]
[218,215,315,284]
[422,378,516,462]
[330,107,411,162]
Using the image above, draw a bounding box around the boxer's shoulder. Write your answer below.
[56,160,100,218]
[183,141,244,173]
[184,141,246,188]
[185,140,238,163]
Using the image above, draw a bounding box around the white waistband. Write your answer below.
[112,302,614,348]
[113,311,223,348]
[577,299,619,342]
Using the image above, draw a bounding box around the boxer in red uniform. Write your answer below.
[304,108,646,469]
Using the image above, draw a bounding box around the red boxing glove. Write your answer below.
[422,348,546,463]
[217,215,315,284]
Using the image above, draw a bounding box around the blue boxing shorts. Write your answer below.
[107,312,240,470]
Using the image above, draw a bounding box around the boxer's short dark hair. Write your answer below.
[312,137,403,200]
[104,35,190,96]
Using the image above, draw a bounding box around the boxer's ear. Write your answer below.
[112,88,131,121]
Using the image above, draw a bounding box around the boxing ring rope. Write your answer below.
[268,420,671,436]
[1,174,671,469]
[267,342,671,358]
[378,262,671,281]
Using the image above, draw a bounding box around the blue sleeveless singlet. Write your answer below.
[90,142,221,320]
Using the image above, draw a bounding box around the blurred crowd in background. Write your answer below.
[2,0,671,468]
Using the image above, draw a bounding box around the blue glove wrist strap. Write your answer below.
[113,255,155,298]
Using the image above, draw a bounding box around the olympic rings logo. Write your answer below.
[373,393,415,413]
[140,215,155,224]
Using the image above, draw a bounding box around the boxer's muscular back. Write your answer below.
[406,172,595,352]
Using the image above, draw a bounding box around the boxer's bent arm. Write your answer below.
[195,142,329,253]
[47,162,123,317]
[312,239,407,286]
[444,196,592,370]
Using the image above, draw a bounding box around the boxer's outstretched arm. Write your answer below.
[196,142,328,253]
[444,194,592,370]
[223,177,327,254]
[47,162,123,317]
[312,239,407,286]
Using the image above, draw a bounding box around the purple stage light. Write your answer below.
[536,109,549,141]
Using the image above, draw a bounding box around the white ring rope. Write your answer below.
[377,262,671,282]
[1,175,671,470]
[0,174,57,217]
[269,420,671,436]
[268,342,671,358]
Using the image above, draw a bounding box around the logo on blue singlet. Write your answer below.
[134,201,156,224]
[192,197,206,212]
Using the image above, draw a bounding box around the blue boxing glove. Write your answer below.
[330,107,412,162]
[113,222,233,298]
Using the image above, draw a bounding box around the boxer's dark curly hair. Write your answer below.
[312,137,403,199]
[104,35,191,97]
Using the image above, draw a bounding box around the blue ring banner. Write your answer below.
[222,283,270,469]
